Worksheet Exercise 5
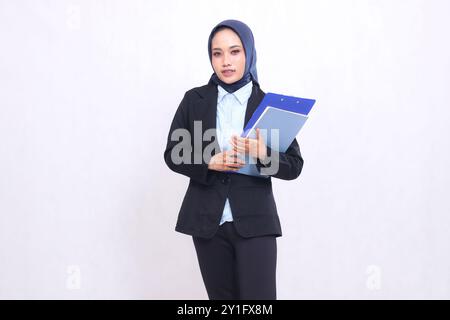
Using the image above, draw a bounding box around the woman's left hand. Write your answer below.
[230,128,268,162]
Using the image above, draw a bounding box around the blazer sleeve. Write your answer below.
[163,92,215,186]
[255,137,304,180]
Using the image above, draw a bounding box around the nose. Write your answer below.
[222,53,231,67]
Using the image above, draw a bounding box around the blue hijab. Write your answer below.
[207,19,259,93]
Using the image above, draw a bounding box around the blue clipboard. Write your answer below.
[230,92,316,178]
[241,92,315,138]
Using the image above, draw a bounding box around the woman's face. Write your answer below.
[211,28,246,84]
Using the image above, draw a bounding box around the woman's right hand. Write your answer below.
[208,150,245,172]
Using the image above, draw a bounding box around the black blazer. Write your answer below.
[163,81,304,239]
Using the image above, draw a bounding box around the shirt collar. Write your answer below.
[217,80,253,105]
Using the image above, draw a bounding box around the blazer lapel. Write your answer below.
[197,84,221,154]
[198,83,218,131]
[244,84,265,129]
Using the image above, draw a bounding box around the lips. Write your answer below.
[222,69,235,77]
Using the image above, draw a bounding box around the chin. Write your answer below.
[220,75,241,84]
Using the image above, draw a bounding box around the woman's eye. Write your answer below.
[212,50,239,56]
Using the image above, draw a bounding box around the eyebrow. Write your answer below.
[212,45,242,51]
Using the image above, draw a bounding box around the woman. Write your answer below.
[163,19,304,300]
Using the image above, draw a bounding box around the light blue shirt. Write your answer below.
[216,81,253,225]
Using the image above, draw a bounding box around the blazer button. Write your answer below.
[221,176,230,184]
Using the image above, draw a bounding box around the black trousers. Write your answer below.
[192,221,277,300]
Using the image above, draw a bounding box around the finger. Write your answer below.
[232,147,247,156]
[230,136,238,146]
[230,158,245,165]
[230,144,245,156]
[231,141,246,150]
[226,162,244,168]
[225,153,245,164]
[232,138,248,149]
[249,141,259,153]
[230,143,243,155]
[226,155,245,165]
[230,138,241,149]
[230,147,243,155]
[230,135,240,144]
[238,138,254,151]
[256,128,263,143]
[257,129,266,146]
[234,136,249,146]
[226,150,241,158]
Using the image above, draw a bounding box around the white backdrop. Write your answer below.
[1,0,449,299]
